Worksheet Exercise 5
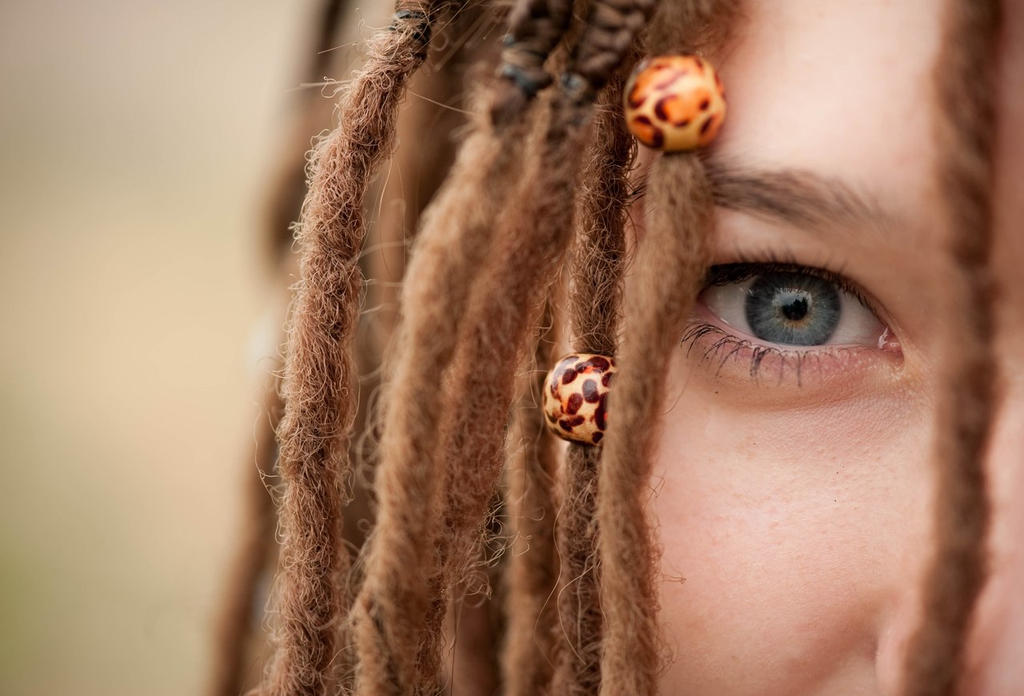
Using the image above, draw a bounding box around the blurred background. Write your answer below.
[0,1,393,693]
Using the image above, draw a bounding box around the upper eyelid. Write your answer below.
[704,261,874,311]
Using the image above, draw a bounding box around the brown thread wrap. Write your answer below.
[903,0,999,694]
[259,6,437,696]
[597,154,714,696]
[571,0,655,96]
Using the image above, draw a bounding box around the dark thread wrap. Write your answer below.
[390,8,431,54]
[491,0,574,125]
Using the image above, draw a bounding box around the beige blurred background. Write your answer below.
[0,1,384,693]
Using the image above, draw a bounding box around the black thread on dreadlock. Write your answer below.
[490,0,575,124]
[258,4,440,695]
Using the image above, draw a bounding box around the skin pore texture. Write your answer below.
[637,1,1022,694]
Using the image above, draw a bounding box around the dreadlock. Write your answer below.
[209,4,352,694]
[501,305,561,696]
[903,0,1000,693]
[548,70,634,696]
[259,4,440,695]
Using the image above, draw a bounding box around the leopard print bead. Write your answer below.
[542,353,616,446]
[624,55,726,151]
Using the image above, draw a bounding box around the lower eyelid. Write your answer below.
[681,319,903,389]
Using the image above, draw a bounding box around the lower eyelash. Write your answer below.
[681,322,848,387]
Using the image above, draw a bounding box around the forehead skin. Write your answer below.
[711,1,942,215]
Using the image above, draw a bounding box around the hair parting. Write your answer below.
[902,0,1000,694]
[258,5,440,695]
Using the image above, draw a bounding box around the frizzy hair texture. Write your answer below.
[257,5,438,696]
[233,0,1001,695]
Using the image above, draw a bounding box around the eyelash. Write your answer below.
[682,257,891,385]
[702,259,875,311]
[681,323,868,385]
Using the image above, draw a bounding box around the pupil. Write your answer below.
[744,271,841,345]
[778,293,809,322]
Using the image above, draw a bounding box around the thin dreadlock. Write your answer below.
[260,5,439,695]
[549,70,634,696]
[596,153,714,696]
[903,0,999,694]
[500,303,561,696]
[210,4,352,694]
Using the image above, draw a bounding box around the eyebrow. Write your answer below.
[701,159,897,231]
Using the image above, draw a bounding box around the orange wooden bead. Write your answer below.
[624,55,727,151]
[542,353,616,446]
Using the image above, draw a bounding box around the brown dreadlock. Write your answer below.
[903,1,1000,694]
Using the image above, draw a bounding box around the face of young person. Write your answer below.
[644,1,1023,694]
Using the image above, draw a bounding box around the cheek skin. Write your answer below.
[651,355,934,695]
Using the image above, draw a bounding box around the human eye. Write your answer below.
[683,262,901,386]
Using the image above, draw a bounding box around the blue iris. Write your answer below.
[744,271,841,345]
